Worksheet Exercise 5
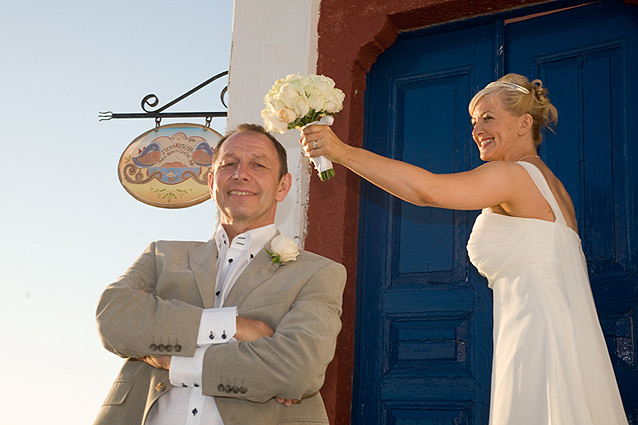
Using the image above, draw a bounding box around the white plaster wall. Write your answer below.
[225,0,320,246]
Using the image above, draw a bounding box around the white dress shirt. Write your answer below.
[145,224,277,425]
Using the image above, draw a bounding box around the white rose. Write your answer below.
[305,85,326,111]
[277,107,297,124]
[270,234,299,263]
[260,109,288,134]
[313,76,335,95]
[323,88,345,113]
[291,96,311,118]
[280,83,304,108]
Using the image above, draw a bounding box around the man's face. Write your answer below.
[209,131,291,230]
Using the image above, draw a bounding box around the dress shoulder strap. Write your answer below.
[516,161,566,225]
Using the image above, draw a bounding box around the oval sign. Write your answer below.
[118,123,222,208]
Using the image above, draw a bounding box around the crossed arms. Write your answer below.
[96,241,346,403]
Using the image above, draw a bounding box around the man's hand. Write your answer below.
[235,318,297,407]
[235,316,274,342]
[138,355,171,370]
[276,397,299,407]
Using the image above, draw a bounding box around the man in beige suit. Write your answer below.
[94,124,346,425]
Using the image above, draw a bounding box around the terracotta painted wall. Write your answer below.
[308,1,560,423]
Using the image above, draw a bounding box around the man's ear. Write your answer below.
[208,171,215,198]
[519,113,533,136]
[276,173,292,202]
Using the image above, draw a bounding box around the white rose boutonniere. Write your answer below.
[265,234,299,264]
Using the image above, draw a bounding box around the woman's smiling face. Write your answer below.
[471,94,523,162]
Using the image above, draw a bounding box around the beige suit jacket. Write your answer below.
[94,236,346,425]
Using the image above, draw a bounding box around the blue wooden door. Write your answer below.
[355,1,638,424]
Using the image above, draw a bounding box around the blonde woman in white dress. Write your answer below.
[301,73,628,425]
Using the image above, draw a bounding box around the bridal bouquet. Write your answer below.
[261,74,345,181]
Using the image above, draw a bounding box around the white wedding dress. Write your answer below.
[466,161,628,425]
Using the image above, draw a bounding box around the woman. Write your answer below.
[301,74,628,425]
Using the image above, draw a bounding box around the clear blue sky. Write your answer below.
[0,1,233,423]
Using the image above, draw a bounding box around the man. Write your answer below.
[94,124,346,425]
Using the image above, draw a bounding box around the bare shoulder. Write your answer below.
[477,160,532,174]
[472,160,536,182]
[469,161,539,195]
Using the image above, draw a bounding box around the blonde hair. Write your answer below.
[469,73,558,146]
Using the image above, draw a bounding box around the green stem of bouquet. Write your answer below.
[320,168,336,182]
[288,109,327,131]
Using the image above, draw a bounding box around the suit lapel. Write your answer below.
[188,239,218,308]
[224,237,280,307]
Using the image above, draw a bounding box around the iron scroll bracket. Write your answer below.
[99,70,228,121]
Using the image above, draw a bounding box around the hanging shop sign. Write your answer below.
[118,123,221,208]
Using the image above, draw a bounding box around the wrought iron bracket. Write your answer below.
[99,70,228,121]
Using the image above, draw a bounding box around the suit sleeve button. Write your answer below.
[174,344,182,352]
[217,384,225,392]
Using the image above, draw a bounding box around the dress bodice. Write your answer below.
[467,161,578,286]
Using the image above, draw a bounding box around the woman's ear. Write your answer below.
[519,113,533,136]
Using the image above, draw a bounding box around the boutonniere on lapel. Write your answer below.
[265,234,299,264]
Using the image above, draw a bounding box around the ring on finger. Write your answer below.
[313,141,318,149]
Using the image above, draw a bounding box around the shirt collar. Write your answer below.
[215,223,277,261]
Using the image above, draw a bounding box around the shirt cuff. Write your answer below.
[169,346,206,388]
[196,306,237,345]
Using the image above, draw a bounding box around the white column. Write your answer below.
[226,0,320,246]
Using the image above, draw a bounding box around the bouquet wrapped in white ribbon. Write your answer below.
[261,74,345,181]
